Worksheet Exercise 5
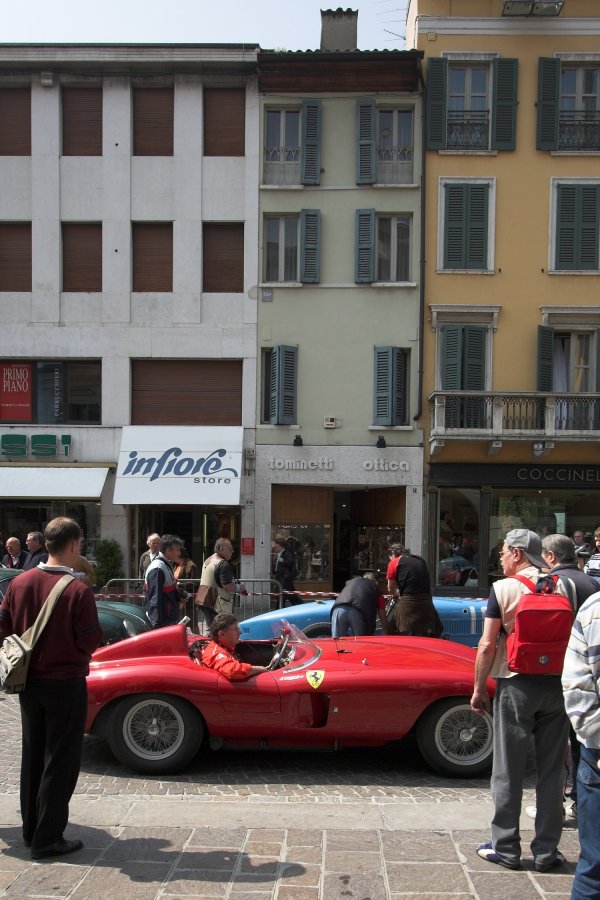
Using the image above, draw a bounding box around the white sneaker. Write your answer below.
[564,802,577,820]
[525,805,537,819]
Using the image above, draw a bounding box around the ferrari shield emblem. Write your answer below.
[306,670,325,689]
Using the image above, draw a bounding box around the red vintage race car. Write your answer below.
[86,622,493,778]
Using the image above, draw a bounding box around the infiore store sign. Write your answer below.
[113,426,243,505]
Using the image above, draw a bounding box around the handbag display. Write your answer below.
[195,584,217,609]
[0,574,74,694]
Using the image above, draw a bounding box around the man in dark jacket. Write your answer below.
[22,531,48,570]
[2,537,27,569]
[0,517,102,859]
[144,533,182,628]
[331,573,388,637]
[542,534,599,610]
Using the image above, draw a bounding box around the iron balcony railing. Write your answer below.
[558,111,600,151]
[430,391,600,438]
[447,110,490,150]
[263,145,300,185]
[376,144,414,184]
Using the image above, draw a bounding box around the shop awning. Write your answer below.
[0,467,109,499]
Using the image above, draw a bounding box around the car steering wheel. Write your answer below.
[268,630,291,671]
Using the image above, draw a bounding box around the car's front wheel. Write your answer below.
[107,693,204,774]
[415,697,492,778]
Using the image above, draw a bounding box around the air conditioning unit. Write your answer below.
[324,417,336,429]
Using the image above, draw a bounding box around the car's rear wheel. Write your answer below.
[107,693,204,774]
[303,622,332,639]
[415,697,492,777]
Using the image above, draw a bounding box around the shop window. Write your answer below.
[356,100,414,185]
[62,87,102,156]
[0,87,31,155]
[271,525,330,582]
[0,360,101,424]
[263,100,321,186]
[263,211,320,284]
[133,87,174,156]
[0,223,31,291]
[373,346,409,426]
[427,57,518,152]
[437,489,480,588]
[203,223,244,292]
[538,58,600,152]
[62,223,102,292]
[354,525,404,576]
[132,222,173,292]
[262,345,297,425]
[204,87,245,156]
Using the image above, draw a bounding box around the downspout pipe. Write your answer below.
[414,57,426,424]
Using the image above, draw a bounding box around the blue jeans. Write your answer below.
[331,604,367,638]
[571,746,600,900]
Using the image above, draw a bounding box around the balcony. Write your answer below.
[447,111,490,150]
[429,391,600,451]
[376,144,413,184]
[263,145,300,185]
[558,111,600,151]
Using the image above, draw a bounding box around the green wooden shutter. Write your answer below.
[269,345,298,425]
[556,184,577,270]
[301,100,321,185]
[537,58,560,151]
[462,327,486,427]
[537,325,554,391]
[441,326,462,428]
[444,184,467,268]
[580,185,600,270]
[393,348,408,425]
[356,99,376,184]
[466,185,489,270]
[373,347,393,425]
[594,329,600,429]
[300,209,320,283]
[426,58,447,150]
[491,58,518,151]
[355,209,375,283]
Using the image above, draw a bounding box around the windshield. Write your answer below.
[245,618,322,672]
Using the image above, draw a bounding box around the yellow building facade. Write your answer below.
[407,0,600,591]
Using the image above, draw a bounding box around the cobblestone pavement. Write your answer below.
[0,693,579,898]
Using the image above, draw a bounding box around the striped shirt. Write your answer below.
[562,590,600,748]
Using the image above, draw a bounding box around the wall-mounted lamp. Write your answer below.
[293,434,303,447]
[376,435,386,449]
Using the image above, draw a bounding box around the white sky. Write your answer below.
[0,1,407,50]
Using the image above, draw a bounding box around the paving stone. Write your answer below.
[175,849,239,871]
[4,863,88,896]
[69,861,172,898]
[322,872,388,899]
[469,871,546,899]
[282,847,322,865]
[325,830,380,851]
[188,828,247,848]
[285,830,323,848]
[381,833,459,862]
[386,862,471,894]
[324,849,383,874]
[101,826,191,861]
[244,842,284,856]
[276,888,319,900]
[239,855,280,875]
[160,871,229,896]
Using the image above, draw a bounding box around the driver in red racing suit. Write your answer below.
[201,613,270,680]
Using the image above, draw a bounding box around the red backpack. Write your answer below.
[505,574,575,675]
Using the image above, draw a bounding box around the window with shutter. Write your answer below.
[132,360,242,425]
[132,223,173,292]
[300,210,320,284]
[441,325,486,428]
[0,224,31,291]
[557,64,600,151]
[203,223,244,292]
[133,87,174,156]
[204,88,245,156]
[62,224,102,291]
[265,345,298,425]
[441,180,491,271]
[0,88,30,156]
[356,99,376,184]
[62,87,102,156]
[376,215,411,282]
[264,108,301,185]
[373,347,408,426]
[555,182,600,271]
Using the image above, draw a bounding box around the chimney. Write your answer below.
[320,8,358,51]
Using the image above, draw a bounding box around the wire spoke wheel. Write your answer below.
[123,699,185,759]
[416,698,493,777]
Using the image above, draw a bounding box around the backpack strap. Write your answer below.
[555,574,577,612]
[511,574,537,592]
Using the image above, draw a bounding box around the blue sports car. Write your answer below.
[239,595,487,647]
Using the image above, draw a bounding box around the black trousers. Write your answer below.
[19,677,87,848]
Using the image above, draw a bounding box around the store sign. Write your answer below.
[113,426,243,505]
[0,364,32,422]
[0,433,72,457]
[267,456,410,472]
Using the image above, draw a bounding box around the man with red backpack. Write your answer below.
[470,528,575,874]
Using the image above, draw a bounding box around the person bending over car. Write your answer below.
[202,613,270,680]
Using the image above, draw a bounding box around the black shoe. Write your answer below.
[23,839,31,847]
[31,839,83,860]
